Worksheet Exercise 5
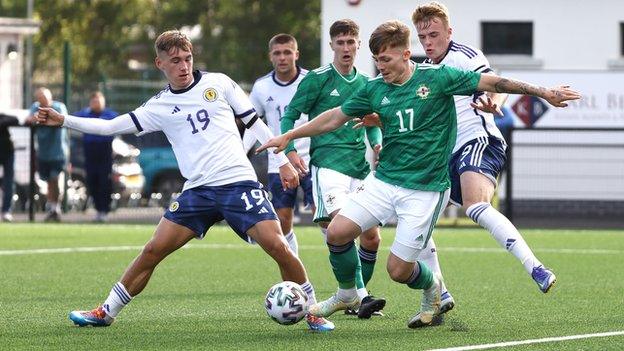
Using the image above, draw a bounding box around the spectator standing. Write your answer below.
[27,87,68,222]
[74,91,118,222]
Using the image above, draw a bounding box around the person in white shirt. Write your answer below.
[244,33,313,258]
[36,29,335,332]
[411,1,557,316]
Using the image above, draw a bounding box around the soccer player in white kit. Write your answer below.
[411,2,557,314]
[243,33,314,258]
[36,30,334,331]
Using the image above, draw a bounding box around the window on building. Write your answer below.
[481,22,533,55]
[621,22,624,56]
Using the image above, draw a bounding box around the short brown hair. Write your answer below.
[154,29,193,55]
[369,20,410,55]
[268,33,298,51]
[412,1,450,28]
[90,91,104,99]
[329,19,359,39]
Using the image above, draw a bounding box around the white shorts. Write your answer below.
[311,166,363,222]
[339,174,450,262]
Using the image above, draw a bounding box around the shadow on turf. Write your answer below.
[429,314,469,332]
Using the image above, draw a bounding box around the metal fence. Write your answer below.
[503,128,624,229]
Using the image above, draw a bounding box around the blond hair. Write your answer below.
[154,29,193,55]
[411,1,450,28]
[369,20,410,55]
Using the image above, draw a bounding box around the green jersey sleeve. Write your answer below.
[440,65,480,97]
[281,73,321,153]
[340,84,373,117]
[365,126,382,147]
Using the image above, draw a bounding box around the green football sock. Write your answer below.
[358,246,378,286]
[355,256,365,289]
[328,241,359,289]
[407,261,434,290]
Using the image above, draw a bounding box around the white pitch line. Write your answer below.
[0,243,622,256]
[426,330,624,351]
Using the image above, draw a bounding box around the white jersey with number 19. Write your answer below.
[129,70,258,190]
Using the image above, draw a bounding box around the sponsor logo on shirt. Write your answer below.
[203,88,218,102]
[381,96,391,105]
[330,89,340,97]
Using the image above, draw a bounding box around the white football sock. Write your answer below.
[416,238,448,293]
[356,288,368,301]
[102,282,132,318]
[336,287,358,302]
[284,231,298,257]
[467,202,542,274]
[300,281,316,305]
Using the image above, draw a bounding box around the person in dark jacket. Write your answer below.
[74,91,118,222]
[0,112,19,222]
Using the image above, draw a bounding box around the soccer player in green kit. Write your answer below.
[259,20,580,328]
[279,19,385,319]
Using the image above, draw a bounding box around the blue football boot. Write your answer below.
[69,306,114,327]
[531,265,556,293]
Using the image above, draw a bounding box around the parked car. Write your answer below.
[121,132,184,207]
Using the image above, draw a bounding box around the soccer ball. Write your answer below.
[265,281,308,325]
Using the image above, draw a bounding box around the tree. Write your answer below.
[26,0,321,87]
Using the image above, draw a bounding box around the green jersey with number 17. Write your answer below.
[341,63,480,191]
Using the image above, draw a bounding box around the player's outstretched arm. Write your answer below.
[477,75,581,107]
[256,106,351,154]
[36,107,138,135]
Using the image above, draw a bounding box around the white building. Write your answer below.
[322,1,624,226]
[322,0,624,75]
[0,17,39,109]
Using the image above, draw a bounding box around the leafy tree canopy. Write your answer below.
[1,0,320,85]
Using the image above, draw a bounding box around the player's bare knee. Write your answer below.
[264,237,293,261]
[326,224,350,246]
[387,266,408,283]
[139,242,166,263]
[386,265,410,283]
[360,229,381,250]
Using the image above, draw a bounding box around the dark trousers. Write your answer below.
[84,142,113,213]
[1,151,14,213]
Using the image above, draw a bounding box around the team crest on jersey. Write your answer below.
[169,201,180,212]
[416,84,430,99]
[203,88,218,102]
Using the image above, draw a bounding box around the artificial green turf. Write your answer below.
[1,223,623,350]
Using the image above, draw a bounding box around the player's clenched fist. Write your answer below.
[278,162,299,190]
[36,107,65,126]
